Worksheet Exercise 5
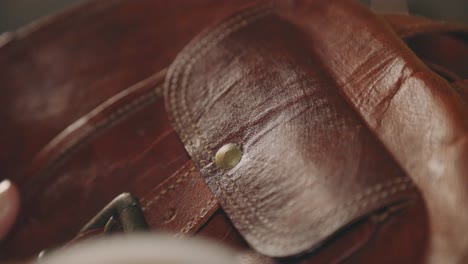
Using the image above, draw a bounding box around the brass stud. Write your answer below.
[215,143,242,170]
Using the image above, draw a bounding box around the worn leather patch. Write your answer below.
[164,6,417,257]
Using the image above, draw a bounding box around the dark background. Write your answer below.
[0,0,467,34]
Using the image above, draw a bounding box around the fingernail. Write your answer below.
[0,179,20,240]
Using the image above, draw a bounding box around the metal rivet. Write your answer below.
[215,143,242,170]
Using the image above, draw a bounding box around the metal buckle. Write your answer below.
[80,192,149,234]
[38,193,148,259]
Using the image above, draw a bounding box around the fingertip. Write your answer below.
[0,179,20,240]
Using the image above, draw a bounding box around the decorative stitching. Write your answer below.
[141,164,218,235]
[142,166,196,209]
[220,177,412,238]
[178,198,218,235]
[169,6,273,220]
[167,4,414,245]
[218,179,414,246]
[167,4,274,146]
[166,4,417,248]
[36,84,163,179]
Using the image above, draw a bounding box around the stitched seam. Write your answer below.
[37,85,162,179]
[169,4,272,200]
[167,5,416,247]
[167,4,415,244]
[141,164,218,235]
[142,166,196,209]
[190,12,414,234]
[219,180,414,246]
[178,8,273,127]
[168,5,274,147]
[168,5,273,230]
[178,198,218,235]
[218,177,413,238]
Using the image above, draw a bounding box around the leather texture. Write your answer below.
[279,1,468,262]
[0,0,467,263]
[164,6,418,257]
[140,160,219,235]
[0,0,255,183]
[0,0,256,259]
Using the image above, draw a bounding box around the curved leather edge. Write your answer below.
[383,13,468,39]
[164,3,418,257]
[282,1,468,262]
[25,69,166,184]
[140,160,219,235]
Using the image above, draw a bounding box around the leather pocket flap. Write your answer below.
[164,6,417,257]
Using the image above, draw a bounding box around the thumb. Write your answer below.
[0,179,20,240]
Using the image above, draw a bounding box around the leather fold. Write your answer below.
[164,4,418,257]
[280,1,468,262]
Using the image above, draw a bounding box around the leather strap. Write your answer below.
[74,160,220,241]
[285,1,468,262]
[383,13,468,38]
[3,0,467,261]
[140,160,219,234]
[24,70,167,187]
[21,69,219,239]
[382,14,468,81]
[3,68,218,257]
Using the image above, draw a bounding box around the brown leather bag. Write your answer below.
[1,0,467,263]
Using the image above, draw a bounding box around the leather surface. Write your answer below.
[385,14,468,80]
[1,72,196,259]
[279,0,468,262]
[0,0,255,183]
[140,160,219,235]
[291,199,429,264]
[1,68,222,260]
[383,13,468,39]
[0,0,255,259]
[164,4,419,257]
[406,34,468,79]
[0,0,467,262]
